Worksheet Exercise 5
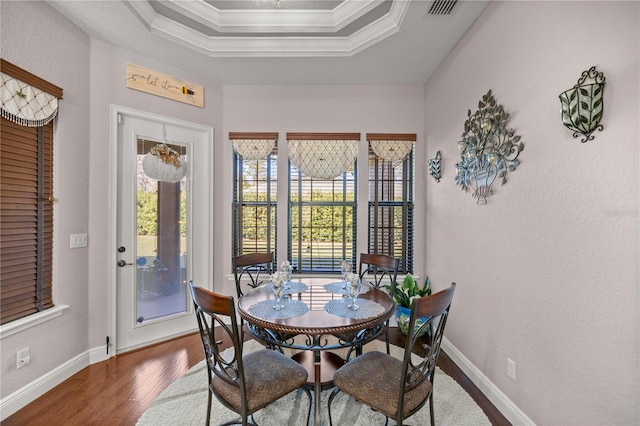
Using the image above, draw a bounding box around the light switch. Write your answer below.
[70,233,88,248]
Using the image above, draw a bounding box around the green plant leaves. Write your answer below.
[391,274,432,307]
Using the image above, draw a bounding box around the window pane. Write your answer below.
[368,146,414,273]
[232,151,277,259]
[289,164,356,273]
[135,140,188,322]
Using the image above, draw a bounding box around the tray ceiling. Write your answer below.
[46,0,489,84]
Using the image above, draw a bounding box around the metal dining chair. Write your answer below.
[232,252,274,297]
[358,253,400,354]
[328,283,457,426]
[232,252,274,343]
[189,281,312,426]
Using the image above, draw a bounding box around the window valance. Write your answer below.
[287,133,360,179]
[367,133,416,163]
[230,132,278,161]
[0,63,62,128]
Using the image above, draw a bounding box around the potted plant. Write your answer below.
[388,274,432,335]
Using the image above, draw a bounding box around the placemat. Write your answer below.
[323,281,348,295]
[283,281,308,294]
[248,299,309,320]
[325,298,384,320]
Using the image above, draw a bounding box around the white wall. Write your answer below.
[219,85,425,295]
[0,0,91,399]
[424,1,639,424]
[0,1,426,404]
[87,39,223,351]
[3,1,637,424]
[0,0,224,402]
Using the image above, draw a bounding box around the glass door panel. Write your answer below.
[135,139,187,323]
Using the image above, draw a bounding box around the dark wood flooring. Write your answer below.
[2,329,510,425]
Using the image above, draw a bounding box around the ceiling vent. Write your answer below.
[427,0,458,15]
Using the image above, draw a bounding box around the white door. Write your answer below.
[113,107,212,353]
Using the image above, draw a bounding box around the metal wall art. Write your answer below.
[428,151,442,182]
[455,90,524,204]
[559,66,605,142]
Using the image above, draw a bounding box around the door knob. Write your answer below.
[117,260,133,267]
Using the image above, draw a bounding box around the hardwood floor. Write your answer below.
[2,329,510,425]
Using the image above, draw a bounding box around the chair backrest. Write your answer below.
[358,253,399,296]
[398,283,456,419]
[232,252,274,297]
[188,282,248,408]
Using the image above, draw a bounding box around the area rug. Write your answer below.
[137,340,490,425]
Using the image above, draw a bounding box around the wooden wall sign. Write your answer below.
[125,63,204,108]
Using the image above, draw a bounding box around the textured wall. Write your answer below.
[0,1,91,398]
[86,39,223,351]
[423,1,639,424]
[220,85,426,296]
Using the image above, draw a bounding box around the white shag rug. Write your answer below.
[137,339,490,426]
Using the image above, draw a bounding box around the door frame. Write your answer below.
[108,104,214,354]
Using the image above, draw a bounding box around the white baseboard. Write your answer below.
[89,345,111,364]
[441,337,535,425]
[0,350,91,421]
[2,337,533,423]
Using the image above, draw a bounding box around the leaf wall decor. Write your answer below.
[428,151,442,182]
[559,66,606,142]
[454,90,524,204]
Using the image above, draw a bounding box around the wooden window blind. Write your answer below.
[231,133,278,261]
[0,59,61,325]
[287,133,358,273]
[367,134,415,274]
[1,118,54,323]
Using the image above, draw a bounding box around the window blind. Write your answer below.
[231,133,278,261]
[0,59,61,324]
[367,134,415,274]
[1,118,54,323]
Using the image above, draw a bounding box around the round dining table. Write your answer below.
[237,276,395,425]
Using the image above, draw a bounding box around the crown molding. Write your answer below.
[125,0,409,57]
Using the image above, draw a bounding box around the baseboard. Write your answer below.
[441,337,536,426]
[89,344,111,364]
[2,337,534,423]
[0,350,90,421]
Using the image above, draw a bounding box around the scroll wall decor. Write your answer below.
[558,66,605,142]
[455,90,524,204]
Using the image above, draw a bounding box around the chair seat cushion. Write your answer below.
[333,351,432,419]
[211,349,308,413]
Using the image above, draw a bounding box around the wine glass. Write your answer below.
[280,262,292,290]
[272,283,285,310]
[347,279,361,310]
[340,260,351,289]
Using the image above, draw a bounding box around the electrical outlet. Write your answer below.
[507,357,517,381]
[17,347,30,369]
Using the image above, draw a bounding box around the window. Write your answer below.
[230,131,415,275]
[231,133,278,259]
[287,133,359,273]
[0,60,62,324]
[367,134,415,274]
